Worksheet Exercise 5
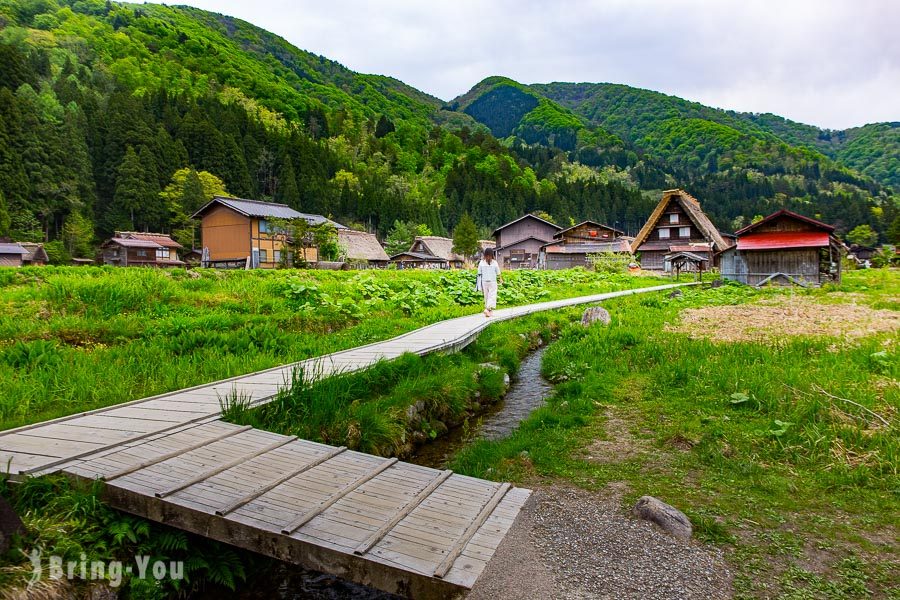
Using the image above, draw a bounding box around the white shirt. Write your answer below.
[478,259,501,283]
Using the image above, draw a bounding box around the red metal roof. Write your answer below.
[737,231,830,250]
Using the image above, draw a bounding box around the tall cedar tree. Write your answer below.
[452,212,479,259]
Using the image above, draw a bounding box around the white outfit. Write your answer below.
[478,259,501,310]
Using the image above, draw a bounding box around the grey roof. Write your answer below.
[491,214,562,237]
[0,243,27,255]
[664,251,708,262]
[103,238,164,249]
[193,196,346,228]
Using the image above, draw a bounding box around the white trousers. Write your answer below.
[482,280,497,310]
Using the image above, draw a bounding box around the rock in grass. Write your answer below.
[0,496,24,554]
[581,306,611,327]
[668,289,683,299]
[632,496,693,541]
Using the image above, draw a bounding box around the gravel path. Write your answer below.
[469,483,732,600]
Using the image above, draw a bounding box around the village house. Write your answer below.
[18,243,49,266]
[631,189,730,271]
[492,214,562,269]
[540,221,632,270]
[192,196,345,268]
[337,229,390,268]
[0,243,28,267]
[101,232,185,267]
[390,236,464,269]
[719,209,842,286]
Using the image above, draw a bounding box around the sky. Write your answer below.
[144,0,898,130]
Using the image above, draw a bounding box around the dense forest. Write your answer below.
[0,0,896,260]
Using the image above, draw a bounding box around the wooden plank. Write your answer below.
[355,469,453,556]
[433,482,511,578]
[155,436,297,498]
[215,445,347,516]
[282,457,398,534]
[104,425,253,480]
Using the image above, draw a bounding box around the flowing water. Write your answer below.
[409,346,552,469]
[234,347,552,599]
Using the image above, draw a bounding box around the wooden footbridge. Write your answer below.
[1,283,691,597]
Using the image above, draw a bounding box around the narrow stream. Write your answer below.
[409,346,552,469]
[235,347,552,599]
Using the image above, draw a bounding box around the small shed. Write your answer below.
[18,243,49,266]
[0,243,28,267]
[338,229,390,268]
[719,209,842,286]
[664,251,707,280]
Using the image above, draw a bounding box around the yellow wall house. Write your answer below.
[192,197,345,268]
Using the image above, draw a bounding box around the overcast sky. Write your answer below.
[145,0,898,129]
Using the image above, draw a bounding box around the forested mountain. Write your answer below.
[0,0,896,259]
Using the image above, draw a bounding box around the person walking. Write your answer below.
[477,248,502,317]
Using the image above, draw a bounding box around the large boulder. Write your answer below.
[581,306,611,327]
[632,495,693,541]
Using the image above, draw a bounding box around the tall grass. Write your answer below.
[0,266,659,431]
[222,311,577,457]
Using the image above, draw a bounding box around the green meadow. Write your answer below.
[0,266,660,431]
[451,269,899,599]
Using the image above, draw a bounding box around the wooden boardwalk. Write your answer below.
[0,282,693,597]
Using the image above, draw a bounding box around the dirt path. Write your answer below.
[469,484,732,600]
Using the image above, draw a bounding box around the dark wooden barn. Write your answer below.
[719,210,842,286]
[492,214,562,269]
[540,221,632,270]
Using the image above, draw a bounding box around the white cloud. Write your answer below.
[141,0,899,129]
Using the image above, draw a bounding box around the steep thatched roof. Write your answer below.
[631,189,730,253]
[18,242,49,263]
[415,236,465,262]
[338,229,389,262]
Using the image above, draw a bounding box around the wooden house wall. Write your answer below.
[500,238,545,269]
[0,253,23,267]
[546,253,589,270]
[201,205,251,261]
[639,250,666,270]
[720,249,820,285]
[495,218,558,248]
[646,200,702,243]
[560,224,619,243]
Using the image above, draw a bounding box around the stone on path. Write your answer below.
[581,306,611,327]
[632,495,693,541]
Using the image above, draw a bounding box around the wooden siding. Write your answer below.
[546,253,589,270]
[201,205,252,261]
[500,238,545,269]
[560,223,620,243]
[720,248,822,285]
[0,253,23,267]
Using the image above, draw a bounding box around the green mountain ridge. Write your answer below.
[0,0,897,253]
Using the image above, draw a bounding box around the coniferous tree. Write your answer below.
[113,146,157,230]
[452,212,479,259]
[0,189,10,237]
[61,210,94,257]
[275,155,300,208]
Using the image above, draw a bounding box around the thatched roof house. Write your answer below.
[391,235,464,269]
[18,243,49,265]
[337,229,389,267]
[632,189,730,270]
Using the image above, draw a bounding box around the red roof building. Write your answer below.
[101,232,185,267]
[720,210,842,286]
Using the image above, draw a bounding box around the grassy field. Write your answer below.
[0,266,661,431]
[451,269,899,598]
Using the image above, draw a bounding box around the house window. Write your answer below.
[658,228,670,239]
[679,226,691,238]
[259,249,268,263]
[669,214,679,224]
[136,249,147,257]
[156,248,170,260]
[274,250,281,264]
[259,219,269,234]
